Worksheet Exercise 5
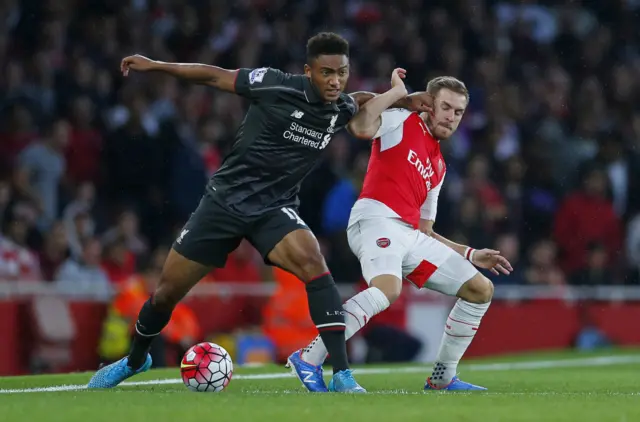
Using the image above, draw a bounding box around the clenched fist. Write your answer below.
[120,54,157,76]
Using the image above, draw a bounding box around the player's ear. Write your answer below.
[304,63,312,77]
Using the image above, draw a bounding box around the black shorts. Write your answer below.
[172,191,309,268]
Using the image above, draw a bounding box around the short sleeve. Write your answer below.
[420,175,445,222]
[234,67,287,101]
[374,109,412,138]
[375,109,412,151]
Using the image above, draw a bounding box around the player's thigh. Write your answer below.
[171,192,245,269]
[347,218,410,286]
[403,233,477,296]
[248,207,325,281]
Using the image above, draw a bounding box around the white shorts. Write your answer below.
[347,218,478,296]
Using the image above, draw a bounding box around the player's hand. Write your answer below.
[471,249,513,276]
[121,54,157,76]
[390,68,407,90]
[405,91,434,114]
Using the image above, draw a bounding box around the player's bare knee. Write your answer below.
[371,275,402,303]
[297,252,328,282]
[458,273,493,304]
[282,246,327,282]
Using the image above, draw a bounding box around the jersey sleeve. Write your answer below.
[420,174,445,221]
[374,109,411,138]
[374,109,412,151]
[234,67,287,101]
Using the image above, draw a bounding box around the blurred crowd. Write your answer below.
[1,0,640,294]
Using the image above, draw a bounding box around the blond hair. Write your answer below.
[426,76,469,102]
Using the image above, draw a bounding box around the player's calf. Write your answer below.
[268,229,351,375]
[128,249,211,370]
[428,272,492,389]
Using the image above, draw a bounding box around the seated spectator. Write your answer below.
[66,96,103,185]
[570,243,610,285]
[102,209,148,257]
[554,165,622,276]
[0,105,38,175]
[39,220,70,281]
[55,237,112,299]
[101,236,136,286]
[524,239,566,285]
[0,231,41,282]
[465,154,507,225]
[491,232,525,284]
[63,182,97,258]
[12,118,68,230]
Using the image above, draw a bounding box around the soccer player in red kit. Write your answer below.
[287,69,513,392]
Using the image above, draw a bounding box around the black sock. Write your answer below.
[305,272,349,373]
[128,296,173,370]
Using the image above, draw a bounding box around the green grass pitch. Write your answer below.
[1,349,639,422]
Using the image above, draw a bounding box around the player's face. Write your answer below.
[304,55,350,102]
[427,89,468,140]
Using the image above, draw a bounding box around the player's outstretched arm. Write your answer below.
[121,54,237,93]
[421,221,513,276]
[347,68,408,139]
[350,91,433,113]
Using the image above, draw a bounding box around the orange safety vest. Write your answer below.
[100,275,201,359]
[261,268,316,361]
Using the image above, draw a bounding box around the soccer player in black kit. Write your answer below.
[88,32,430,393]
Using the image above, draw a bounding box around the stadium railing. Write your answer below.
[1,281,639,375]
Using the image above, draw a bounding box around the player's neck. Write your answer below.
[420,114,440,142]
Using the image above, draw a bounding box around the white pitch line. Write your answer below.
[236,389,640,397]
[1,355,639,394]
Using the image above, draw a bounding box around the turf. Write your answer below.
[1,349,639,422]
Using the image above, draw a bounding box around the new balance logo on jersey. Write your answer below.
[407,150,434,181]
[291,110,305,119]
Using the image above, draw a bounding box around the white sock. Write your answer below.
[430,299,490,386]
[301,287,391,366]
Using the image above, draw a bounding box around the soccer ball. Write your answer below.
[180,342,233,392]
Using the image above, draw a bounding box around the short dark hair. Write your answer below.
[306,32,349,62]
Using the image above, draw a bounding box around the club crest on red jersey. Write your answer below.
[376,238,391,248]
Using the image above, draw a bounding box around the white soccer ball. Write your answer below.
[180,342,234,392]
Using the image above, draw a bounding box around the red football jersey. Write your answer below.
[350,109,446,229]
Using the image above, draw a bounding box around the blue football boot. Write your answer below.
[424,376,487,391]
[328,369,366,393]
[87,354,152,389]
[286,350,328,392]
